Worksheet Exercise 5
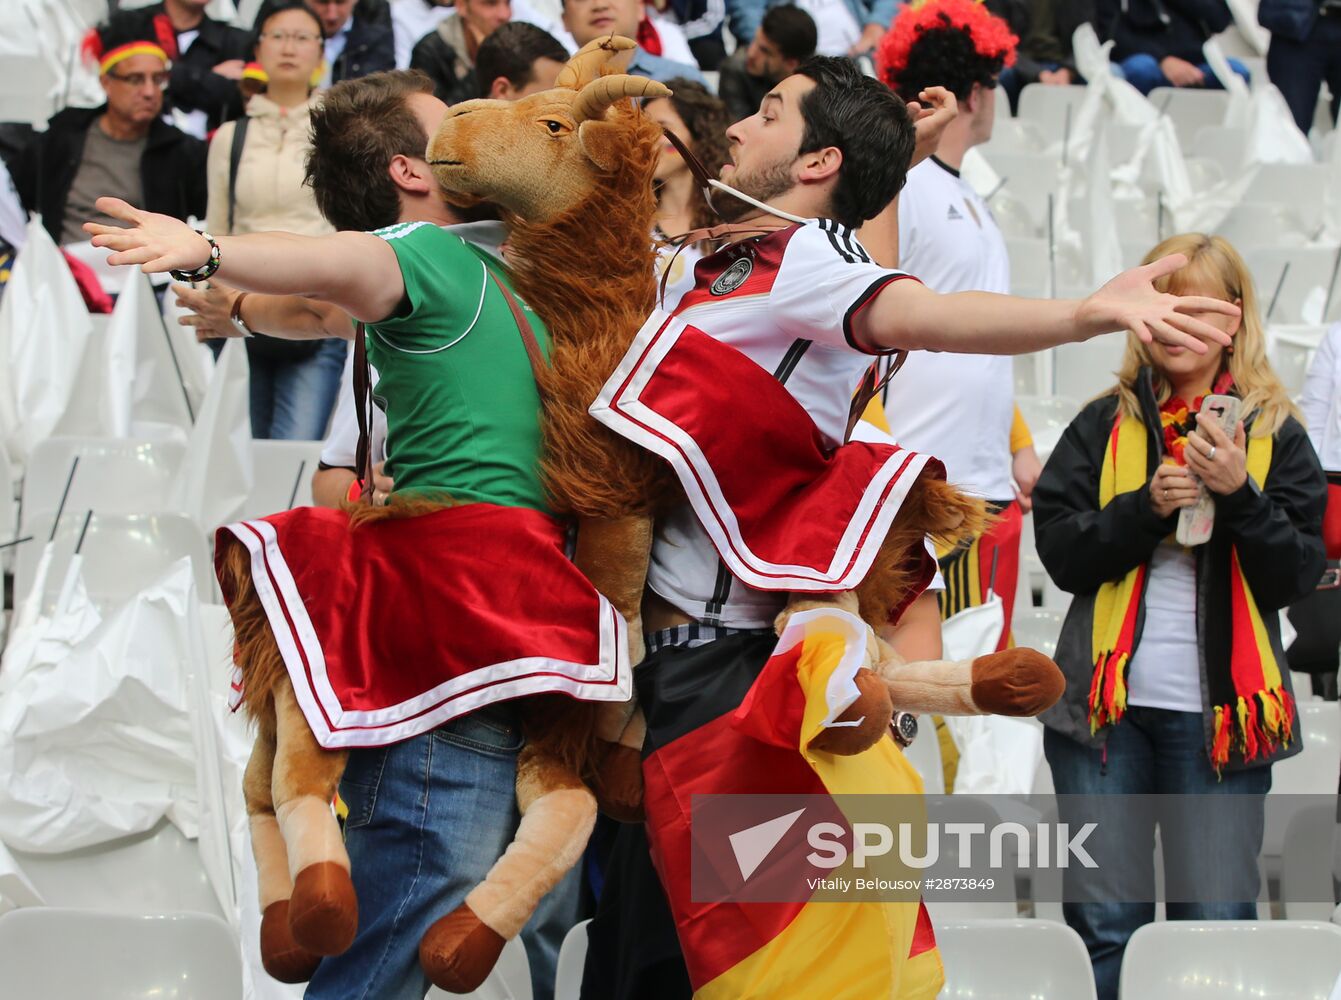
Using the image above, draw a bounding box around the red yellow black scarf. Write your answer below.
[1089,391,1294,769]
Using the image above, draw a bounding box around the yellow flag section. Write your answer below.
[699,609,945,1000]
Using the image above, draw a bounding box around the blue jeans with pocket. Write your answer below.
[1043,708,1271,1000]
[304,708,523,1000]
[1116,53,1251,95]
[249,337,347,440]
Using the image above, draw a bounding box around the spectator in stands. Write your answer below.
[562,0,706,85]
[1289,321,1341,698]
[391,0,455,68]
[306,0,397,85]
[646,0,729,71]
[1259,0,1341,135]
[14,18,206,251]
[121,0,252,136]
[410,0,513,103]
[998,0,1095,112]
[876,0,1035,653]
[1034,233,1325,1000]
[1096,0,1249,94]
[727,0,892,58]
[207,0,345,440]
[474,21,568,99]
[717,4,816,121]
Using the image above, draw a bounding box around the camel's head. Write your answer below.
[427,36,670,222]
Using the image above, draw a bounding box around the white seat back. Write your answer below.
[554,918,592,1000]
[240,439,326,521]
[1119,921,1341,999]
[936,918,1097,999]
[1148,87,1231,145]
[1012,608,1065,660]
[19,437,187,531]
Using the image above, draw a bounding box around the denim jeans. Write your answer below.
[1043,708,1271,1000]
[305,709,523,1000]
[249,337,347,440]
[1116,53,1251,95]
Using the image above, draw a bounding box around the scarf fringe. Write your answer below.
[1210,687,1296,769]
[1088,650,1129,733]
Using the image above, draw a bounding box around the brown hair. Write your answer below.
[305,69,435,232]
[658,78,733,232]
[1113,233,1299,438]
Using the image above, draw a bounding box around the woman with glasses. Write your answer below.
[197,0,347,440]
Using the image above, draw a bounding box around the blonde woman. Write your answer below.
[1031,234,1326,1000]
[200,0,345,440]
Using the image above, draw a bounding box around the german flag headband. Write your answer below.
[99,41,170,75]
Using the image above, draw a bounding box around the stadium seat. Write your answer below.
[1051,335,1127,403]
[1015,395,1081,462]
[14,511,214,615]
[1191,125,1248,173]
[19,437,187,532]
[1264,702,1341,855]
[1148,87,1231,146]
[1242,163,1335,214]
[935,918,1097,999]
[1011,608,1065,659]
[0,908,241,998]
[977,152,1062,230]
[1247,247,1341,324]
[1119,920,1341,999]
[903,715,944,794]
[239,439,326,521]
[1269,325,1328,396]
[1016,84,1088,147]
[554,918,591,1000]
[1281,804,1340,921]
[1214,202,1313,249]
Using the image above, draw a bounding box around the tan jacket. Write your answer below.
[206,94,332,237]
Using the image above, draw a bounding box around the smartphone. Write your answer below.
[1176,394,1243,546]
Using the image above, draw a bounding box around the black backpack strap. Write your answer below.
[228,114,249,235]
[353,323,374,502]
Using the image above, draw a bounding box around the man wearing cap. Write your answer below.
[15,16,207,251]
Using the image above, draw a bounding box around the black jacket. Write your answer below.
[127,4,251,132]
[332,0,397,84]
[14,106,208,246]
[717,49,771,123]
[1096,0,1233,63]
[1033,373,1325,770]
[409,30,478,106]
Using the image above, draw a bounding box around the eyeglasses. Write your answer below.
[259,30,322,44]
[107,71,170,89]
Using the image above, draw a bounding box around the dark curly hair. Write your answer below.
[657,77,734,232]
[877,0,1017,102]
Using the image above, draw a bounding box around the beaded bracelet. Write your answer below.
[169,231,222,283]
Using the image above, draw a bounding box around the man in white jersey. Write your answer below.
[877,0,1034,649]
[581,54,1239,1000]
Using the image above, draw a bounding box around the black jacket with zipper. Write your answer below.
[124,4,252,132]
[1096,0,1234,64]
[14,105,208,247]
[1033,370,1325,770]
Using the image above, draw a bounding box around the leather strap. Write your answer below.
[487,269,547,392]
[844,351,907,443]
[353,322,374,502]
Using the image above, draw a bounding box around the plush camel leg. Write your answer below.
[775,591,895,756]
[592,703,647,821]
[875,647,1065,717]
[271,680,355,956]
[573,514,652,666]
[244,715,324,983]
[419,743,597,993]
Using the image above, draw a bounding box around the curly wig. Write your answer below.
[876,0,1018,102]
[657,77,734,233]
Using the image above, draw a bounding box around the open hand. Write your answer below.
[1150,462,1199,518]
[1185,418,1247,495]
[1076,254,1238,353]
[84,197,212,274]
[1160,56,1205,88]
[174,281,241,341]
[907,87,958,167]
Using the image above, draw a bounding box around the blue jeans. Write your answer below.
[1116,53,1251,95]
[249,337,347,440]
[1043,709,1271,1000]
[305,710,523,1000]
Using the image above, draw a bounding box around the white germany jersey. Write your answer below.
[882,157,1016,500]
[647,219,916,629]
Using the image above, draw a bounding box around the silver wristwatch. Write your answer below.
[891,711,918,747]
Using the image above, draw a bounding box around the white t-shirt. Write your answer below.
[1126,540,1202,712]
[882,157,1015,501]
[647,219,916,628]
[795,0,862,55]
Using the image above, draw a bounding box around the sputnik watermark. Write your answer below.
[805,820,1098,870]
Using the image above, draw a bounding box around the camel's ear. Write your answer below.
[577,119,622,173]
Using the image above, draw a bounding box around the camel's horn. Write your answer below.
[572,75,671,122]
[556,35,637,89]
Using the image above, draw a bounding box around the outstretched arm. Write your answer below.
[85,197,405,323]
[852,254,1238,356]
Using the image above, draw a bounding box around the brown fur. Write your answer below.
[506,105,678,520]
[218,541,288,721]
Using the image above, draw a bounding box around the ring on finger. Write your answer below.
[1207,445,1216,461]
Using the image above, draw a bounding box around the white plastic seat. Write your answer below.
[977,152,1062,230]
[1118,920,1341,999]
[1015,395,1080,463]
[1052,336,1127,403]
[902,715,944,794]
[1269,324,1328,397]
[0,907,241,998]
[1016,84,1088,144]
[554,917,591,1000]
[1247,247,1341,325]
[240,439,326,521]
[1214,202,1313,249]
[1263,701,1341,865]
[1241,164,1335,214]
[935,918,1097,999]
[1281,804,1340,921]
[14,511,213,614]
[1191,124,1248,173]
[1012,608,1065,660]
[19,436,187,531]
[1148,87,1231,145]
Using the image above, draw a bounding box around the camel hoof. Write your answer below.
[420,902,506,994]
[595,743,645,823]
[260,900,323,983]
[970,648,1066,716]
[807,667,893,756]
[289,861,358,956]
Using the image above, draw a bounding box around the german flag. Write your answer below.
[640,609,944,999]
